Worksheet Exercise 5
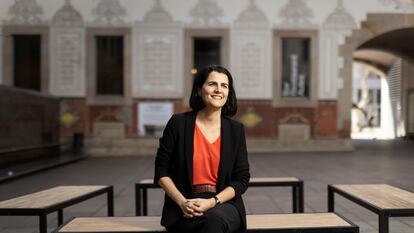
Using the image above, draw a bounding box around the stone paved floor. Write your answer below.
[0,139,414,233]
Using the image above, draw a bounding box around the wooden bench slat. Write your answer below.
[249,177,299,183]
[58,213,352,232]
[333,184,414,209]
[0,185,109,209]
[59,217,164,232]
[247,213,350,229]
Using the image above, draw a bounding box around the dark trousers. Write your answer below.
[167,193,242,233]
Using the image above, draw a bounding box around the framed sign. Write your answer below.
[138,102,173,137]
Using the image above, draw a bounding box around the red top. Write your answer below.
[193,124,221,186]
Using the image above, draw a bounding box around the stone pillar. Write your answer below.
[132,0,183,99]
[320,0,356,137]
[49,0,85,97]
[230,0,272,99]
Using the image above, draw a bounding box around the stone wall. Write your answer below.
[0,85,59,165]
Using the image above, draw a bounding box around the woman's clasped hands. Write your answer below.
[179,198,216,218]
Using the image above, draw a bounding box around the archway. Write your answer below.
[339,14,414,139]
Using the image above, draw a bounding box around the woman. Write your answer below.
[154,65,250,233]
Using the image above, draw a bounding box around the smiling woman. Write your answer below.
[154,65,250,233]
[199,71,230,111]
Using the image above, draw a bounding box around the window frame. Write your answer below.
[273,30,319,107]
[86,27,131,106]
[2,26,49,93]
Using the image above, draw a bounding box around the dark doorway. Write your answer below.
[193,37,221,75]
[96,36,124,95]
[13,35,41,91]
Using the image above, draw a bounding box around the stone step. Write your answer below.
[82,138,353,156]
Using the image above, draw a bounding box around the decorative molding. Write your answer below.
[188,0,225,27]
[6,0,44,25]
[133,31,183,98]
[231,31,272,99]
[323,0,357,29]
[239,107,263,128]
[277,0,316,28]
[233,0,269,29]
[50,29,86,97]
[378,0,414,12]
[91,0,126,26]
[133,1,182,98]
[51,0,83,27]
[141,0,174,24]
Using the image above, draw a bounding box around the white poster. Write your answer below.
[138,102,174,137]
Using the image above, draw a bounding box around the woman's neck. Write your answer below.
[197,108,221,125]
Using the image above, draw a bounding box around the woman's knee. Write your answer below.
[202,211,228,232]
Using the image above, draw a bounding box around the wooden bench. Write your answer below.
[135,177,304,216]
[55,213,358,233]
[328,184,414,233]
[0,185,114,233]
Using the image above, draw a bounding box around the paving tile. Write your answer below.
[1,140,414,232]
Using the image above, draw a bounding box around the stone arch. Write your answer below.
[337,13,414,137]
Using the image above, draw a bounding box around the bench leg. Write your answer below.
[143,188,148,216]
[107,187,114,216]
[328,186,334,212]
[298,182,304,213]
[379,213,389,233]
[135,184,142,216]
[39,214,47,233]
[58,209,63,226]
[292,186,298,213]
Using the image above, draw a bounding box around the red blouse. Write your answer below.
[193,124,221,186]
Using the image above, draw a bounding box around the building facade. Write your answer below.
[1,0,414,155]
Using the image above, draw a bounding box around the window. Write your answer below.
[96,36,124,95]
[193,37,221,75]
[281,38,310,98]
[273,30,318,107]
[13,35,41,91]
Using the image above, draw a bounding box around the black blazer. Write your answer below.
[154,111,250,229]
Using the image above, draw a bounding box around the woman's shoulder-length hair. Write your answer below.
[189,65,238,117]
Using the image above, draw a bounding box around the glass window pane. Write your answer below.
[13,35,41,91]
[282,38,310,97]
[193,37,221,75]
[96,36,124,95]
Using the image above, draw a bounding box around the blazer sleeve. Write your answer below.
[154,114,177,184]
[228,123,250,198]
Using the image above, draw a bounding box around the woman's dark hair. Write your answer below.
[189,65,237,117]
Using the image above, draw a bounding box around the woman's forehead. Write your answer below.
[206,71,229,83]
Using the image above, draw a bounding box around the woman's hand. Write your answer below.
[185,198,216,215]
[179,199,202,218]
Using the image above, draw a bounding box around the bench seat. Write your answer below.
[136,177,304,216]
[0,185,114,233]
[57,213,358,233]
[328,184,414,233]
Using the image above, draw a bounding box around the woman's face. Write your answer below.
[199,71,229,110]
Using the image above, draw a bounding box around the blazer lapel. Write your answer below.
[184,111,196,188]
[218,116,230,191]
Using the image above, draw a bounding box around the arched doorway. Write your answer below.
[339,14,414,140]
[352,50,400,139]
